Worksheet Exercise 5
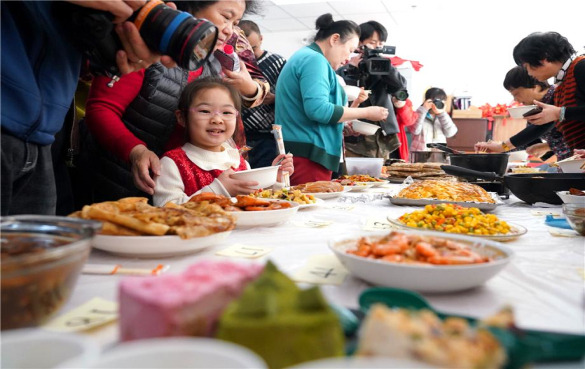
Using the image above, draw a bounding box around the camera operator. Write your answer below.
[1,0,176,216]
[338,20,416,161]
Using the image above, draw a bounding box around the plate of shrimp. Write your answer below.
[329,230,513,292]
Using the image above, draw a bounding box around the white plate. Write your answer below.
[386,217,527,242]
[304,187,352,199]
[60,337,267,369]
[93,231,232,258]
[371,180,390,187]
[346,183,376,192]
[556,191,585,205]
[329,230,513,293]
[289,357,436,368]
[229,200,299,227]
[298,198,325,210]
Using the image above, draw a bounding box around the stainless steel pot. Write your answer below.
[409,151,449,163]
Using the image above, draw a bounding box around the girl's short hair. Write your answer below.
[177,77,242,119]
[513,32,575,67]
[424,87,447,101]
[503,65,550,91]
[314,13,360,43]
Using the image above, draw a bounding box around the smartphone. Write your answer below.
[522,107,543,117]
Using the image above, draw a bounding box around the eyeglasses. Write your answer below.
[189,107,239,121]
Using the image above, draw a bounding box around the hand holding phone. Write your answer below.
[522,107,543,117]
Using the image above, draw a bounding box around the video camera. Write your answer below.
[355,45,408,101]
[55,0,218,80]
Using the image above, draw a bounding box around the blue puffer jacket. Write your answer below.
[1,1,81,145]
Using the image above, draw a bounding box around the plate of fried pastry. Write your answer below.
[293,181,351,199]
[186,193,299,228]
[71,197,235,257]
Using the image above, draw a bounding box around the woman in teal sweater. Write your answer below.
[275,13,389,185]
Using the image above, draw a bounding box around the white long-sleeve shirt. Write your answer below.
[408,107,458,152]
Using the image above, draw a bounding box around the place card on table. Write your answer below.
[548,227,579,237]
[531,210,560,216]
[43,297,118,332]
[325,203,355,211]
[292,219,333,228]
[215,244,272,258]
[292,254,348,285]
[363,217,393,231]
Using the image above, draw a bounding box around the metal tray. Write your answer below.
[388,192,503,211]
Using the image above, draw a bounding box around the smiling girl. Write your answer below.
[153,78,293,206]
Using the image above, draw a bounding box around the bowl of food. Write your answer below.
[329,230,513,292]
[507,105,538,119]
[230,166,279,189]
[345,157,384,178]
[350,120,379,136]
[556,156,585,173]
[562,203,585,236]
[1,216,101,330]
[556,189,585,205]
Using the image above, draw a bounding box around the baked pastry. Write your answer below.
[217,262,345,369]
[357,304,507,369]
[397,180,495,203]
[294,181,344,193]
[119,260,263,341]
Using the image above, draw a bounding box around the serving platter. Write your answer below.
[93,230,232,258]
[304,187,352,199]
[386,217,527,242]
[229,200,299,227]
[345,183,375,192]
[298,198,325,210]
[388,192,503,211]
[329,230,513,292]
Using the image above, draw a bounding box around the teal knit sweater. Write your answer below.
[275,43,347,171]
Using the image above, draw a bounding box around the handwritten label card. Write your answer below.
[43,297,117,332]
[326,204,355,211]
[363,217,393,231]
[292,219,333,228]
[292,254,348,285]
[215,244,272,258]
[531,210,560,216]
[548,228,579,237]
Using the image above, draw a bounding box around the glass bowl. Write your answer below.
[562,204,585,236]
[1,215,101,330]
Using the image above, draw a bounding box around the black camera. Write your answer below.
[357,45,408,101]
[56,0,218,79]
[433,98,445,109]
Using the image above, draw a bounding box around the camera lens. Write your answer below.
[394,90,409,101]
[433,99,445,109]
[134,0,217,70]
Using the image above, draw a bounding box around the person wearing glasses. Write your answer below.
[153,78,293,206]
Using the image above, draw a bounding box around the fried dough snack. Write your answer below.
[294,181,344,193]
[73,197,235,239]
[397,180,495,203]
[184,193,292,211]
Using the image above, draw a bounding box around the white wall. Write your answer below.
[260,0,584,108]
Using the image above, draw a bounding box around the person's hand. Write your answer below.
[263,91,276,105]
[421,99,434,111]
[392,96,406,109]
[474,141,504,153]
[574,149,585,159]
[222,62,258,97]
[526,142,551,158]
[218,169,259,196]
[348,53,362,67]
[129,144,160,195]
[343,122,361,137]
[354,88,370,105]
[66,0,143,23]
[431,102,445,115]
[272,153,294,182]
[362,106,389,121]
[524,100,561,125]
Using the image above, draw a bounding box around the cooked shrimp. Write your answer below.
[234,195,270,208]
[416,241,438,258]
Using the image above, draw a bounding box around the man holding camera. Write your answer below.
[1,0,177,216]
[338,20,416,162]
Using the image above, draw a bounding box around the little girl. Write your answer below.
[153,77,293,206]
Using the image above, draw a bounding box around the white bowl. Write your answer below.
[230,166,279,189]
[508,150,528,162]
[345,157,384,177]
[557,158,585,173]
[63,337,267,369]
[351,120,379,135]
[507,105,538,119]
[1,329,99,369]
[230,200,299,227]
[343,85,362,101]
[329,230,513,293]
[556,191,585,205]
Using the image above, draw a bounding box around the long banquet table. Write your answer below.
[53,184,585,353]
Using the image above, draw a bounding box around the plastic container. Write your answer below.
[214,44,240,72]
[345,158,384,177]
[562,203,585,236]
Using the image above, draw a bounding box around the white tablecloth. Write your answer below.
[57,185,585,347]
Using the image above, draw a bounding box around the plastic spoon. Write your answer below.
[359,287,585,369]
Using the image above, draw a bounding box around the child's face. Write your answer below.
[186,87,238,152]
